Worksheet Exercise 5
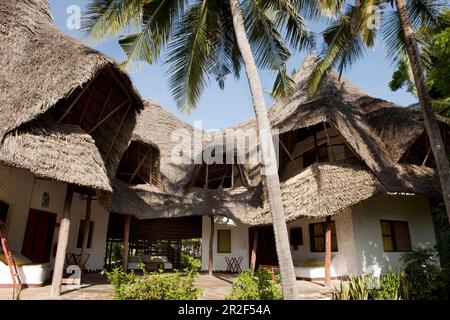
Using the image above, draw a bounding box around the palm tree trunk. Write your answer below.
[228,0,299,300]
[395,0,450,223]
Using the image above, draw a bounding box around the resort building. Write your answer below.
[1,0,449,295]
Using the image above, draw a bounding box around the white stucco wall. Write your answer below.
[287,210,358,277]
[0,165,109,272]
[351,194,437,275]
[201,216,249,272]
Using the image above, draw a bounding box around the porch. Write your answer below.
[0,272,337,300]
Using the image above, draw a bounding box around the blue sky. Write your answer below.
[49,0,418,130]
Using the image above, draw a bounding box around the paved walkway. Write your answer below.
[0,273,338,300]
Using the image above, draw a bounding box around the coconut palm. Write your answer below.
[308,0,450,223]
[83,0,343,299]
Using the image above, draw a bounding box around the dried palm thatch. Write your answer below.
[132,100,211,193]
[0,122,111,192]
[112,55,445,224]
[0,0,143,189]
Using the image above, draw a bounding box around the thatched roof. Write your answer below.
[0,122,111,192]
[0,0,143,193]
[111,57,445,224]
[132,100,209,193]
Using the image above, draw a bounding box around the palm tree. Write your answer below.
[83,0,341,299]
[308,0,450,223]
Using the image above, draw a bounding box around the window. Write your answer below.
[380,220,412,252]
[309,222,338,252]
[290,227,303,250]
[77,220,94,248]
[217,229,231,253]
[0,201,8,224]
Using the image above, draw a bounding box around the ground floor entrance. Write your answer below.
[249,226,278,269]
[106,214,202,270]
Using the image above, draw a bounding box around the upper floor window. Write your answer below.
[191,151,246,190]
[279,123,355,179]
[117,141,160,185]
[380,220,411,252]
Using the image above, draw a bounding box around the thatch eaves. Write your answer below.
[0,122,111,192]
[0,0,144,186]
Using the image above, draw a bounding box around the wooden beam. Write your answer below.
[279,138,294,161]
[57,81,93,124]
[78,86,95,125]
[236,163,246,187]
[88,99,129,134]
[95,89,113,126]
[323,122,336,162]
[422,145,432,166]
[106,103,132,161]
[208,215,214,276]
[324,216,332,287]
[122,215,131,272]
[50,184,74,297]
[204,164,209,192]
[128,146,152,184]
[250,229,258,271]
[79,193,92,270]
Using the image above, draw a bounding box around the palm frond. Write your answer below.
[243,0,291,70]
[82,0,143,42]
[308,1,382,95]
[272,0,315,51]
[119,0,187,70]
[271,65,296,99]
[166,0,215,113]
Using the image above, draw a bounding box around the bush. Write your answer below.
[180,255,202,272]
[371,267,400,300]
[336,269,400,300]
[401,248,446,300]
[104,266,203,300]
[225,268,282,300]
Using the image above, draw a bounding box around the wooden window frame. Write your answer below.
[217,229,231,253]
[309,221,338,253]
[380,220,412,252]
[290,227,303,250]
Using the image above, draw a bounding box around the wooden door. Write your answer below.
[249,226,278,268]
[22,210,57,264]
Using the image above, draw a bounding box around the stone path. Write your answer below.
[0,273,338,300]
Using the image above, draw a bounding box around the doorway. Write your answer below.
[22,209,57,264]
[249,226,278,268]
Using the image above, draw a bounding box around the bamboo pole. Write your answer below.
[122,215,131,272]
[324,216,332,287]
[208,215,214,276]
[250,229,258,271]
[50,184,74,297]
[79,193,92,270]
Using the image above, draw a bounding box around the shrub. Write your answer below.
[401,248,446,300]
[104,266,203,300]
[225,268,282,300]
[371,267,400,300]
[336,269,400,300]
[180,255,202,272]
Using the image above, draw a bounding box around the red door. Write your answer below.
[22,210,57,264]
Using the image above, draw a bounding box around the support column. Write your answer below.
[79,193,92,269]
[122,214,131,272]
[324,216,332,287]
[250,229,258,271]
[50,184,74,297]
[208,215,214,276]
